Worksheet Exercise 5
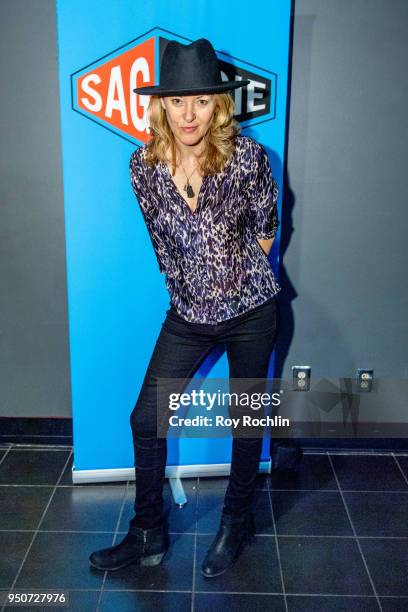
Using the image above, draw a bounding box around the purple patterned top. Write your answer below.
[129,134,281,324]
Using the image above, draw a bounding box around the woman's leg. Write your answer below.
[200,297,280,578]
[129,315,216,533]
[222,297,279,518]
[89,313,216,572]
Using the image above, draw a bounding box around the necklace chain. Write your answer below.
[179,160,199,199]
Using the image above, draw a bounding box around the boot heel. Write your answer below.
[140,551,166,566]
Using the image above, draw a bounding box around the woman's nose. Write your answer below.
[183,105,196,122]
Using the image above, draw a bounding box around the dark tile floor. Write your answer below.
[1,444,408,611]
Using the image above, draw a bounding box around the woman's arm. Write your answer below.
[130,148,156,221]
[245,140,280,255]
[129,149,173,276]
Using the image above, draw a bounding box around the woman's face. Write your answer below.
[160,94,216,147]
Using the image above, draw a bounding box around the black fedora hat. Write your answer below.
[133,38,250,96]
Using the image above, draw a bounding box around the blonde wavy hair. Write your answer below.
[143,93,241,176]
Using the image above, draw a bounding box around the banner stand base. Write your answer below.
[71,459,272,485]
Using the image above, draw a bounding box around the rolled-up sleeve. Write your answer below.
[245,141,280,240]
[130,148,156,221]
[129,149,173,275]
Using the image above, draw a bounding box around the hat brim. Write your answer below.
[133,80,250,96]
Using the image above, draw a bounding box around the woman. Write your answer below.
[89,38,281,579]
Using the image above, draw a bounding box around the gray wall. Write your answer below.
[0,1,71,417]
[0,0,407,418]
[275,0,408,383]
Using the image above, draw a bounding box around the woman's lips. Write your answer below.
[181,126,198,133]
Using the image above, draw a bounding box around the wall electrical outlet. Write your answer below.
[357,368,374,392]
[292,366,311,391]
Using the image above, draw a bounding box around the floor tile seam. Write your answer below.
[0,441,73,446]
[3,529,408,539]
[313,451,408,456]
[0,449,74,612]
[392,454,408,486]
[0,447,12,468]
[326,452,383,612]
[95,479,131,612]
[191,480,200,612]
[0,588,399,597]
[194,590,383,596]
[4,484,408,493]
[267,487,288,612]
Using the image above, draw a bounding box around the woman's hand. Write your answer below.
[257,237,274,256]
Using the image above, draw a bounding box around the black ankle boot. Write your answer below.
[201,511,255,578]
[89,522,169,571]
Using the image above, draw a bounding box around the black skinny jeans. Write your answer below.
[129,295,279,532]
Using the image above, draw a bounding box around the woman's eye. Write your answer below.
[171,99,182,105]
[198,99,209,105]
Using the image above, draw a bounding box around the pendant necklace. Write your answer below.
[180,161,199,198]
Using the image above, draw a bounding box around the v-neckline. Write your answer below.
[160,142,238,217]
[161,161,207,217]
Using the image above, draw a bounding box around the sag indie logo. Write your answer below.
[72,30,275,144]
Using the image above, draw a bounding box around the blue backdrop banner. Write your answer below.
[56,0,291,479]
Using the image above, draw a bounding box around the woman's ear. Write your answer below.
[160,97,166,110]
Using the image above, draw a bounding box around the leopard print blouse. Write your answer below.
[129,134,281,324]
